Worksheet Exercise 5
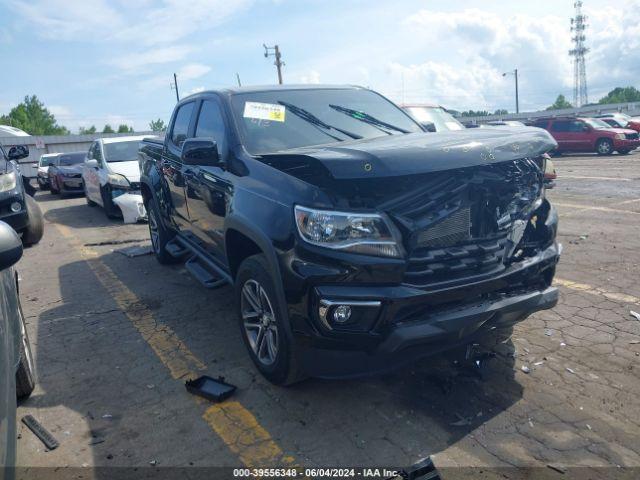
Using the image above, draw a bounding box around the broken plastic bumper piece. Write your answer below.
[112,193,147,223]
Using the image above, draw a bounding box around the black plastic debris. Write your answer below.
[185,375,236,402]
[386,457,441,480]
[21,415,59,450]
[115,245,153,258]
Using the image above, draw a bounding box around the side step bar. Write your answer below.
[165,239,190,258]
[172,234,232,289]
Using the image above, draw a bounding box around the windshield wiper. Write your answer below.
[278,101,362,141]
[328,104,410,135]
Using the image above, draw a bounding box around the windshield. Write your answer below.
[585,118,611,129]
[59,152,85,166]
[230,89,422,155]
[404,106,464,131]
[40,156,57,167]
[104,140,140,162]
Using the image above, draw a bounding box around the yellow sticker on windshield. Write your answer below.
[243,102,286,122]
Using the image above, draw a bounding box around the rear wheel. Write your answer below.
[617,149,631,155]
[146,197,179,264]
[236,254,305,386]
[16,301,35,399]
[596,138,613,155]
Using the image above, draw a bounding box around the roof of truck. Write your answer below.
[184,84,364,99]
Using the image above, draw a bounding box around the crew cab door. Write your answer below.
[183,98,231,267]
[161,101,196,230]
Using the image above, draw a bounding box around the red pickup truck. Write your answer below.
[534,117,639,155]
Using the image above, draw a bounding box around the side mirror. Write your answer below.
[181,138,221,167]
[7,145,29,161]
[420,121,436,133]
[582,125,590,132]
[0,221,23,270]
[86,159,99,169]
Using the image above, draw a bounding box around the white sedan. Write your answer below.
[82,135,150,223]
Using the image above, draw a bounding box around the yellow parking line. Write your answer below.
[553,202,640,216]
[54,223,293,467]
[555,278,640,305]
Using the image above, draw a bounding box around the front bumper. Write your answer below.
[112,193,147,223]
[613,138,640,150]
[0,190,29,233]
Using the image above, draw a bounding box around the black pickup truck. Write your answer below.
[139,85,561,385]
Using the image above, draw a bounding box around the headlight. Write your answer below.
[294,205,402,258]
[108,173,130,188]
[61,172,76,178]
[615,133,625,140]
[0,171,17,192]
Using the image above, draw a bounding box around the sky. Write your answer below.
[1,0,638,133]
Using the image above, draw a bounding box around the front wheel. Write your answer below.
[100,185,121,219]
[596,138,613,155]
[146,197,179,264]
[617,149,631,155]
[235,254,305,386]
[50,178,59,194]
[22,195,44,247]
[16,301,35,399]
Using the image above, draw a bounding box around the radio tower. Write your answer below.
[569,1,589,107]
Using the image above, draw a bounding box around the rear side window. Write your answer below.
[195,100,226,152]
[551,121,571,132]
[171,102,195,148]
[534,120,548,129]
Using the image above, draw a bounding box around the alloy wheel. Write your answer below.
[241,279,279,365]
[19,307,34,376]
[148,208,160,254]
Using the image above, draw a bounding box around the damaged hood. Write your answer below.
[261,127,557,180]
[106,160,141,182]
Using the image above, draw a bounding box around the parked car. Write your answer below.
[0,143,43,246]
[139,85,561,385]
[48,152,86,196]
[401,104,465,132]
[34,153,59,191]
[0,126,29,137]
[534,117,639,155]
[82,136,148,222]
[483,120,527,127]
[594,113,640,133]
[0,220,36,475]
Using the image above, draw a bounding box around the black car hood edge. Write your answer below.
[260,127,557,180]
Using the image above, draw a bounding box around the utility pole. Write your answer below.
[171,73,180,102]
[570,1,589,107]
[236,73,242,87]
[263,44,284,84]
[502,69,519,114]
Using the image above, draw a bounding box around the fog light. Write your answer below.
[10,202,21,213]
[332,305,352,323]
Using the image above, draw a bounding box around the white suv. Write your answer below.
[82,136,149,222]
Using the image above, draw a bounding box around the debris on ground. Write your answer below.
[115,245,153,258]
[560,342,566,347]
[102,414,113,419]
[149,460,158,466]
[21,415,59,450]
[185,375,236,402]
[534,361,544,366]
[521,365,531,374]
[545,329,554,336]
[449,412,472,426]
[547,464,567,474]
[84,239,148,247]
[630,311,640,321]
[566,367,576,374]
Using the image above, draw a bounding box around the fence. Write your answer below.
[0,131,158,178]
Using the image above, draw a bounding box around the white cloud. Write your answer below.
[179,64,211,81]
[109,45,194,73]
[299,70,321,84]
[187,86,206,95]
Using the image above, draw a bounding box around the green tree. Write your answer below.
[102,124,115,133]
[460,110,490,117]
[493,109,509,115]
[149,118,166,132]
[117,124,134,133]
[0,95,69,135]
[546,94,573,110]
[79,125,97,134]
[598,87,640,104]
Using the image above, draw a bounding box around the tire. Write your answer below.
[38,180,49,191]
[617,149,631,155]
[100,185,121,219]
[235,254,305,386]
[50,178,59,194]
[16,301,35,399]
[146,197,180,264]
[596,138,613,155]
[22,195,44,247]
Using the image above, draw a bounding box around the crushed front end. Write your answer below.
[285,156,560,378]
